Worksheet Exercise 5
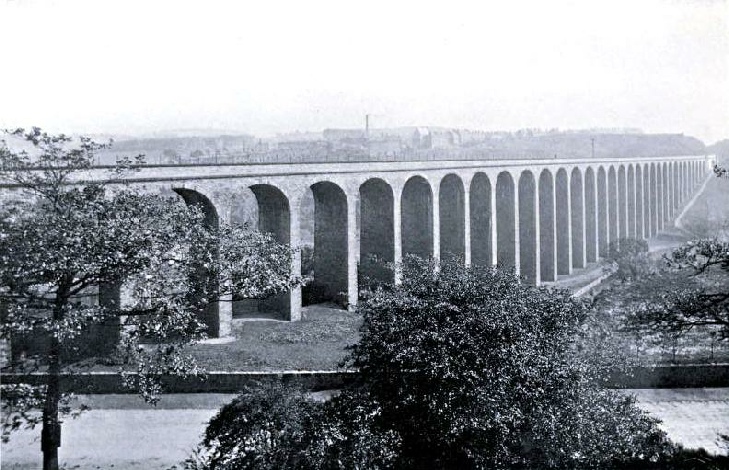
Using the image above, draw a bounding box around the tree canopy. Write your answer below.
[0,128,297,469]
[195,258,674,469]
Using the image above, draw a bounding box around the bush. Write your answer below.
[605,237,655,282]
[344,257,671,469]
[194,258,677,469]
[186,384,400,469]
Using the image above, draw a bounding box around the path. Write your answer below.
[2,389,727,469]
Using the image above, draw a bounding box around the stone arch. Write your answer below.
[627,164,636,238]
[174,188,220,228]
[618,165,627,239]
[229,184,293,319]
[643,163,651,237]
[597,166,608,257]
[250,184,290,243]
[301,181,348,307]
[584,167,597,262]
[519,170,538,284]
[663,162,671,222]
[635,164,644,239]
[555,168,570,274]
[496,171,517,271]
[402,175,434,259]
[439,173,465,261]
[360,178,395,286]
[650,163,658,235]
[570,167,584,269]
[469,172,492,266]
[173,187,222,336]
[671,162,681,214]
[656,162,664,231]
[539,169,556,281]
[608,166,618,246]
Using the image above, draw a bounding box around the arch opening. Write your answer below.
[230,184,292,319]
[662,163,670,223]
[608,167,618,246]
[597,167,608,257]
[618,165,627,239]
[519,171,537,284]
[496,172,516,270]
[672,162,679,213]
[173,188,222,336]
[656,163,664,231]
[555,168,570,274]
[539,170,555,281]
[469,173,492,266]
[402,176,434,259]
[440,174,465,261]
[360,178,395,287]
[584,167,597,263]
[570,168,584,269]
[301,181,348,308]
[650,164,658,236]
[627,165,636,238]
[635,165,644,239]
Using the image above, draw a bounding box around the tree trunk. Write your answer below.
[41,334,61,470]
[42,297,65,470]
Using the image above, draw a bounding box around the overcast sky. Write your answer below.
[1,0,727,143]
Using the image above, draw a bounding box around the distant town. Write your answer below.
[94,126,711,166]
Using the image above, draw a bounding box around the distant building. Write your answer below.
[323,128,367,141]
[412,127,432,149]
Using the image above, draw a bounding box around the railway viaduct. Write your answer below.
[80,154,714,337]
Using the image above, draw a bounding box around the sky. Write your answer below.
[1,0,728,144]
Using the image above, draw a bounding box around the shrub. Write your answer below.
[188,384,399,470]
[605,237,655,282]
[344,257,671,469]
[195,258,676,469]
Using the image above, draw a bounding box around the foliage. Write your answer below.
[345,257,672,469]
[603,237,655,282]
[195,258,673,469]
[187,384,400,470]
[0,128,298,469]
[714,164,727,178]
[624,239,729,343]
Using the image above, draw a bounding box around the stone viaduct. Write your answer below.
[81,154,713,337]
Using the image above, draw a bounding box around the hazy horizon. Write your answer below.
[1,0,727,145]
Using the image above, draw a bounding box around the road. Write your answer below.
[2,389,727,469]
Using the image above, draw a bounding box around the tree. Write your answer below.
[610,168,729,352]
[0,128,297,470]
[603,237,655,282]
[624,239,729,344]
[194,258,675,469]
[346,257,671,469]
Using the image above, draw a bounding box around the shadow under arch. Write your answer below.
[173,187,222,336]
[360,178,395,287]
[402,175,434,259]
[301,181,349,308]
[470,172,492,266]
[519,170,537,284]
[229,184,293,319]
[496,171,516,271]
[440,173,465,261]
